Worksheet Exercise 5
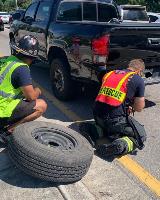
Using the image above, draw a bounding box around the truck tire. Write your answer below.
[0,26,4,31]
[7,121,93,183]
[10,37,15,55]
[50,58,77,100]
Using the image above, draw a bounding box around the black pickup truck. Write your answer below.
[10,0,160,100]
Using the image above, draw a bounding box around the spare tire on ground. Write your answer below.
[7,121,94,183]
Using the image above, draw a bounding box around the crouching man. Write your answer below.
[0,35,47,142]
[80,59,146,158]
[93,59,146,157]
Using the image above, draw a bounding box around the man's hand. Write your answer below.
[21,85,42,101]
[127,106,135,115]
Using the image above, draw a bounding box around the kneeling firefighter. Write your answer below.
[0,35,47,142]
[81,59,147,157]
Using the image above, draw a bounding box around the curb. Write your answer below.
[58,181,96,200]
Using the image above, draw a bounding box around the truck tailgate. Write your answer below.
[108,23,160,82]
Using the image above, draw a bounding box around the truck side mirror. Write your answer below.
[108,18,120,24]
[12,13,21,21]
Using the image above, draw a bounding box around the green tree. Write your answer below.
[1,0,31,11]
[3,0,16,11]
[0,1,4,11]
[18,0,31,9]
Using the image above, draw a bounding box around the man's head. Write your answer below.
[128,59,145,76]
[10,35,39,65]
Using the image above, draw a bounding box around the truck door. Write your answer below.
[18,1,52,60]
[17,2,39,43]
[32,1,52,60]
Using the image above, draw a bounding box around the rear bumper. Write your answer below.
[2,19,9,23]
[143,77,160,85]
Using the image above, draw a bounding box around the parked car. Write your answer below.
[0,16,4,31]
[118,5,149,23]
[10,0,160,100]
[0,12,11,24]
[147,12,160,23]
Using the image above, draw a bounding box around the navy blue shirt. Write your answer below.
[94,69,145,119]
[11,65,32,88]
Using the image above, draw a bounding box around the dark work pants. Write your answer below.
[94,114,146,148]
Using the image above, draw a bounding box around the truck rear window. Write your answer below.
[83,2,96,21]
[57,1,118,22]
[98,3,118,22]
[57,2,82,21]
[123,9,149,21]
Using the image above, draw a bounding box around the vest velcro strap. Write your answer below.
[99,86,126,102]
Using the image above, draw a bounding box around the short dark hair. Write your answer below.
[128,59,145,71]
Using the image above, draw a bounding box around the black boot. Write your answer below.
[96,138,129,158]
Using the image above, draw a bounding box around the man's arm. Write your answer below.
[131,75,145,112]
[11,66,41,101]
[133,97,145,112]
[21,85,41,101]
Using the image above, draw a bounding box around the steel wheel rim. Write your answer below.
[32,127,78,150]
[53,66,64,92]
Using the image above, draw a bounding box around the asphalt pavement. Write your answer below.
[0,26,160,200]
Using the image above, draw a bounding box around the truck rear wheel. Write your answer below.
[50,58,77,100]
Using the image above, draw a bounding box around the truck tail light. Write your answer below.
[92,34,110,65]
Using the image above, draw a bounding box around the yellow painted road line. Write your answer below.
[34,81,160,197]
[33,81,82,122]
[119,156,160,197]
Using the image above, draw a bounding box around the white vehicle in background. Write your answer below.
[118,5,150,23]
[147,12,160,23]
[0,12,11,24]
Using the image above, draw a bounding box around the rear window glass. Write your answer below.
[98,4,117,22]
[123,9,149,21]
[57,2,82,21]
[57,1,118,23]
[83,2,96,21]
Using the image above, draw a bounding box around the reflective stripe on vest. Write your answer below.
[0,61,17,84]
[102,71,113,86]
[0,60,25,98]
[96,71,135,106]
[0,90,17,98]
[98,86,125,102]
